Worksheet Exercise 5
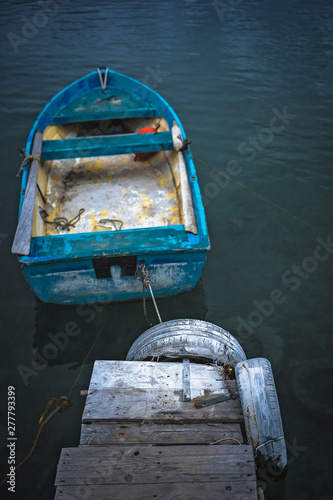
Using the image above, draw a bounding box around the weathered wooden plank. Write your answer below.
[41,131,173,160]
[55,480,257,500]
[82,361,243,423]
[171,122,198,234]
[79,421,244,446]
[12,130,43,255]
[52,107,157,124]
[178,150,198,234]
[55,444,256,486]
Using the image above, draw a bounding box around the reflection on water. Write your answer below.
[0,0,333,499]
[33,281,207,367]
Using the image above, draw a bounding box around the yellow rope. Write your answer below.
[0,396,72,489]
[0,323,105,489]
[193,154,325,238]
[0,310,104,488]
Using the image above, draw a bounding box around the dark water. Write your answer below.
[0,0,332,498]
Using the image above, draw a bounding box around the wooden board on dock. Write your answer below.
[55,482,256,500]
[82,360,243,423]
[54,360,258,500]
[80,421,244,446]
[55,444,257,499]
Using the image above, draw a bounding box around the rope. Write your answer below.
[0,396,72,489]
[193,154,325,238]
[210,437,242,445]
[16,153,39,178]
[97,67,108,90]
[0,321,105,489]
[98,218,123,231]
[149,285,162,324]
[142,285,151,326]
[136,261,152,325]
[135,260,162,325]
[39,207,85,231]
[0,323,104,488]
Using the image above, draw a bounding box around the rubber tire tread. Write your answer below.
[235,358,287,481]
[126,319,246,367]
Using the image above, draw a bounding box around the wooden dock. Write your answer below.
[54,360,259,499]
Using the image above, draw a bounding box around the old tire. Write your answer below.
[235,358,287,482]
[126,319,246,366]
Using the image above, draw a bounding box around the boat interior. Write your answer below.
[31,116,195,237]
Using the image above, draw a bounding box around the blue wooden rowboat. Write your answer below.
[12,68,210,304]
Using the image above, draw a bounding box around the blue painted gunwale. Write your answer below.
[20,224,209,265]
[16,69,210,303]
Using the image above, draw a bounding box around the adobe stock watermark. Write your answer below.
[7,0,71,54]
[17,303,103,386]
[236,235,333,338]
[201,106,296,208]
[213,0,245,22]
[136,65,170,95]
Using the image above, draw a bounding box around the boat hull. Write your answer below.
[13,68,210,304]
[22,250,207,305]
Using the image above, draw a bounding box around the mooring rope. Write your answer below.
[97,67,108,90]
[0,323,105,489]
[16,153,39,178]
[136,260,162,325]
[0,396,72,489]
[193,154,324,238]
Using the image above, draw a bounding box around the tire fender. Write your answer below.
[126,319,246,367]
[235,358,287,482]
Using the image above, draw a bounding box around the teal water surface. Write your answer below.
[0,1,332,499]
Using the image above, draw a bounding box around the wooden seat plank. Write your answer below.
[79,421,244,446]
[82,361,243,423]
[55,481,257,500]
[41,131,173,160]
[55,444,256,486]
